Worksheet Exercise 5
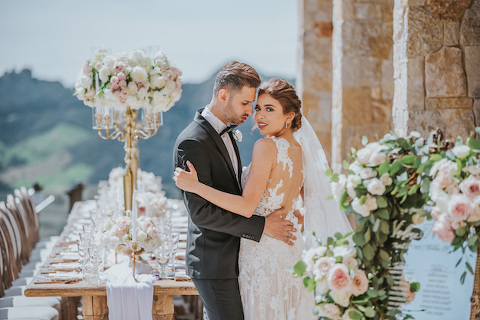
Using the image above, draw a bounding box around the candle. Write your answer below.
[132,209,137,242]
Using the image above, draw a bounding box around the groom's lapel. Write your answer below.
[229,132,243,192]
[194,110,239,188]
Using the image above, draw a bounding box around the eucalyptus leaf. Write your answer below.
[363,244,375,261]
[362,136,368,146]
[376,197,388,209]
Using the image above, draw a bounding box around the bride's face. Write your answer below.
[254,94,294,136]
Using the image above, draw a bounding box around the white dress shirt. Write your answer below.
[201,107,239,179]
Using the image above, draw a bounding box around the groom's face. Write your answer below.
[222,86,256,125]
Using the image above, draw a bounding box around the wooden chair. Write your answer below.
[16,187,39,245]
[0,203,21,284]
[7,194,31,264]
[0,205,16,291]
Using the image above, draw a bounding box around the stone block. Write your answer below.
[426,97,473,110]
[425,46,467,98]
[342,87,373,125]
[407,0,427,6]
[429,0,471,21]
[301,91,320,115]
[382,59,395,101]
[407,57,425,110]
[444,22,460,45]
[314,21,333,37]
[460,5,480,45]
[372,98,392,124]
[354,3,382,20]
[407,110,444,138]
[439,109,476,138]
[464,46,480,98]
[406,6,443,58]
[474,99,480,126]
[343,56,382,87]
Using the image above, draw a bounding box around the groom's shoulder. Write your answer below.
[176,120,209,145]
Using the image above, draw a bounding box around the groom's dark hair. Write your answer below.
[213,61,261,96]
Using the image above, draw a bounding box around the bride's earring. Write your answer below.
[285,122,288,129]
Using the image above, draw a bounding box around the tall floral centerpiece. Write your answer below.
[75,48,182,212]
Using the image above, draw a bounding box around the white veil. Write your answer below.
[293,116,353,249]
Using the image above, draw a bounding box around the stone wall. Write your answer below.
[393,0,480,138]
[298,0,334,162]
[331,0,394,172]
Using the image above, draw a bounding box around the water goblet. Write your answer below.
[155,240,172,279]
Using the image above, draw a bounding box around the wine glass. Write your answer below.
[155,238,172,279]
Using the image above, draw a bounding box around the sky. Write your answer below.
[0,0,298,87]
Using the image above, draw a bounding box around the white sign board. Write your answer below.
[403,220,475,320]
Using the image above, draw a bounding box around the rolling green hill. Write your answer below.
[0,69,291,198]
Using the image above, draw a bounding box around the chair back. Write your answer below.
[6,194,30,264]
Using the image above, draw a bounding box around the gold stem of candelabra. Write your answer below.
[122,107,138,211]
[470,246,480,319]
[131,242,139,282]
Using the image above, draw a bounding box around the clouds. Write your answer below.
[0,0,297,86]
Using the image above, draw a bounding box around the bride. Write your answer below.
[174,78,352,319]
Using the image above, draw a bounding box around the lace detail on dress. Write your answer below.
[238,137,315,320]
[272,137,293,178]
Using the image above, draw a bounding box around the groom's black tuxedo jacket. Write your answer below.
[173,109,265,279]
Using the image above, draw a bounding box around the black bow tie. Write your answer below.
[220,124,238,136]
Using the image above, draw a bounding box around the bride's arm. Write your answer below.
[175,138,276,217]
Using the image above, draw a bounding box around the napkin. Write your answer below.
[105,261,155,320]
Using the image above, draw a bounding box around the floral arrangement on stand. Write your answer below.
[97,214,163,253]
[75,48,182,112]
[427,131,480,284]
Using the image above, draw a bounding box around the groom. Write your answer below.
[173,61,297,320]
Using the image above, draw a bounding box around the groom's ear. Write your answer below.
[218,88,228,103]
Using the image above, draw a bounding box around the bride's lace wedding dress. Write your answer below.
[239,136,315,320]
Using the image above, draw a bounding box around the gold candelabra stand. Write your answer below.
[93,106,162,211]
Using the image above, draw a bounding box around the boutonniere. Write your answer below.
[232,128,242,142]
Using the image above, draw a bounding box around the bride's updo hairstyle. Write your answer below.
[257,78,302,131]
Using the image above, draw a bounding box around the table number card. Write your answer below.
[403,220,475,320]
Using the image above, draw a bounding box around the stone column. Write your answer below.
[393,0,479,139]
[331,0,394,172]
[298,0,334,162]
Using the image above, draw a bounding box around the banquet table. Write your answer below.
[23,200,198,320]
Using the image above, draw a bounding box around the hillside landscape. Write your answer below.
[0,69,290,199]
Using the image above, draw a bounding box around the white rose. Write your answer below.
[137,230,147,242]
[370,151,387,166]
[303,247,327,274]
[360,167,377,180]
[365,195,378,211]
[380,173,393,186]
[126,96,140,109]
[412,213,425,225]
[137,87,147,100]
[356,147,372,165]
[77,74,92,88]
[366,178,386,195]
[452,145,471,159]
[330,290,352,308]
[233,129,242,142]
[318,303,341,320]
[161,80,176,96]
[131,66,148,83]
[468,196,480,222]
[99,67,111,83]
[352,198,370,217]
[127,82,138,95]
[348,161,363,175]
[347,175,361,187]
[172,88,182,102]
[151,75,166,89]
[333,245,356,261]
[463,165,480,176]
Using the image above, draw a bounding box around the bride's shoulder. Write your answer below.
[252,138,278,158]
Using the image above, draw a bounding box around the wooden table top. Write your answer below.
[24,200,198,298]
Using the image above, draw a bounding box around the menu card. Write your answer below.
[402,220,475,319]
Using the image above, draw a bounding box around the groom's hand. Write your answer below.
[264,207,297,246]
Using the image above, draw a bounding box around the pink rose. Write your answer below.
[119,80,127,88]
[436,170,454,188]
[460,176,480,199]
[313,257,336,280]
[432,216,455,243]
[448,195,472,222]
[176,79,183,88]
[351,269,369,296]
[110,76,119,84]
[162,70,173,80]
[430,206,442,221]
[112,84,119,91]
[113,62,125,72]
[327,264,352,293]
[138,206,146,216]
[113,90,121,97]
[117,72,126,81]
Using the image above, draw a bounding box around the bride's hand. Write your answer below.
[174,161,199,193]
